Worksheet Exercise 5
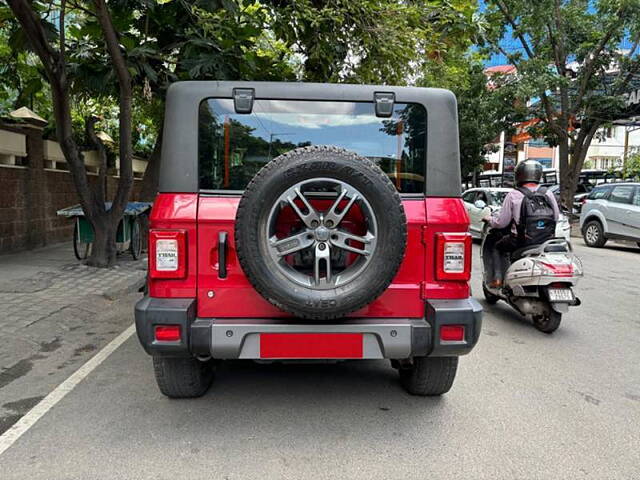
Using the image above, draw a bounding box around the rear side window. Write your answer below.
[609,185,635,204]
[462,191,476,203]
[198,99,427,194]
[588,186,611,200]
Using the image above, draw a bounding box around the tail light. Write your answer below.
[149,229,187,279]
[435,233,472,281]
[532,260,576,277]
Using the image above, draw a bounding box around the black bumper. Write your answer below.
[135,297,482,359]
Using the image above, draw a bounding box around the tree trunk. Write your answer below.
[140,126,163,201]
[89,217,118,268]
[558,137,572,211]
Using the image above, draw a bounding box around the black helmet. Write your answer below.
[514,160,543,185]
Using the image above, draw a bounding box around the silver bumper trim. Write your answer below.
[209,319,429,359]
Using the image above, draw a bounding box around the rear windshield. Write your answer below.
[198,99,427,193]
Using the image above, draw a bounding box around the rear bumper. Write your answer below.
[135,297,482,359]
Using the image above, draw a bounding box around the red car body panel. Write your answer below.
[150,193,471,318]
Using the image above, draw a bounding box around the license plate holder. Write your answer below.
[548,288,574,302]
[260,333,364,359]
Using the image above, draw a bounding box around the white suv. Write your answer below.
[580,183,640,248]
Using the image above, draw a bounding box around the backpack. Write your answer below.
[516,186,556,246]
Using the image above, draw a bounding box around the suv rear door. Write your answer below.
[195,96,428,319]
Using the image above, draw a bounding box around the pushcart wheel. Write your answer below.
[73,218,92,260]
[130,217,142,260]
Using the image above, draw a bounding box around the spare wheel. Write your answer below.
[235,145,407,320]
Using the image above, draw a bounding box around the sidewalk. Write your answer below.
[0,242,146,434]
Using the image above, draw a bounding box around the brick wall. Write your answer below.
[0,123,145,254]
[0,166,29,252]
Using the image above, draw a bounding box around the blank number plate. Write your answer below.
[548,288,574,302]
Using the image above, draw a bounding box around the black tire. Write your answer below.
[483,284,500,304]
[533,311,562,334]
[73,218,92,260]
[130,217,142,260]
[152,356,213,398]
[235,146,407,320]
[399,356,458,396]
[582,219,606,248]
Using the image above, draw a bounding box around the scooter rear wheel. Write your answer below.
[483,284,500,304]
[533,311,562,334]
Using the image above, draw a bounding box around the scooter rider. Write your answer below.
[483,160,560,288]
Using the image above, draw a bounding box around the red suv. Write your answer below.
[135,82,482,398]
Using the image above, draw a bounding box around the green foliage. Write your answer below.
[623,150,640,180]
[4,0,480,168]
[480,0,640,151]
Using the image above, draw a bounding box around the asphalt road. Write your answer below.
[1,241,639,479]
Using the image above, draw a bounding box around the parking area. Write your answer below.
[0,241,638,479]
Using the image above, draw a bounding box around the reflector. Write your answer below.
[155,325,181,342]
[440,325,465,342]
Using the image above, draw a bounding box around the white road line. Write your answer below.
[0,323,136,457]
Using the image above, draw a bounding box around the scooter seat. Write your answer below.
[511,243,567,261]
[511,245,539,261]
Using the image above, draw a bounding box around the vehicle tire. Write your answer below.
[533,311,562,334]
[582,220,606,248]
[73,218,92,260]
[235,145,407,320]
[152,356,213,398]
[483,284,500,304]
[399,356,458,396]
[130,217,142,260]
[636,242,640,250]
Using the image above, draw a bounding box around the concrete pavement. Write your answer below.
[0,242,145,435]
[0,241,638,479]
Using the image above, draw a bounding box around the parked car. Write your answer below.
[462,187,571,241]
[135,82,482,398]
[546,183,593,213]
[580,183,640,248]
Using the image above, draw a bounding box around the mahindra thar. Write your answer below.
[135,82,482,398]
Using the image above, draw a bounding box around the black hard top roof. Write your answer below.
[160,81,461,197]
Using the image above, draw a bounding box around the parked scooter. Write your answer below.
[481,234,583,333]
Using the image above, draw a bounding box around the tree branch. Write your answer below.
[494,0,535,59]
[92,0,133,220]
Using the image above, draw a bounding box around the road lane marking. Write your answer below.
[0,323,136,457]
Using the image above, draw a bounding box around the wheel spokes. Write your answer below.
[287,188,320,228]
[269,231,315,257]
[324,188,358,228]
[314,242,331,286]
[329,230,374,256]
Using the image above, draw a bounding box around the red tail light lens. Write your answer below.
[440,325,465,342]
[154,325,181,342]
[435,233,472,281]
[149,229,187,279]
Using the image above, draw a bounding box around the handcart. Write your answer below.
[56,202,151,260]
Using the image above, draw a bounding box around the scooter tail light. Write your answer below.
[535,260,574,277]
[435,233,472,281]
[149,229,187,279]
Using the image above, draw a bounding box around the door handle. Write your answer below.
[218,231,228,279]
